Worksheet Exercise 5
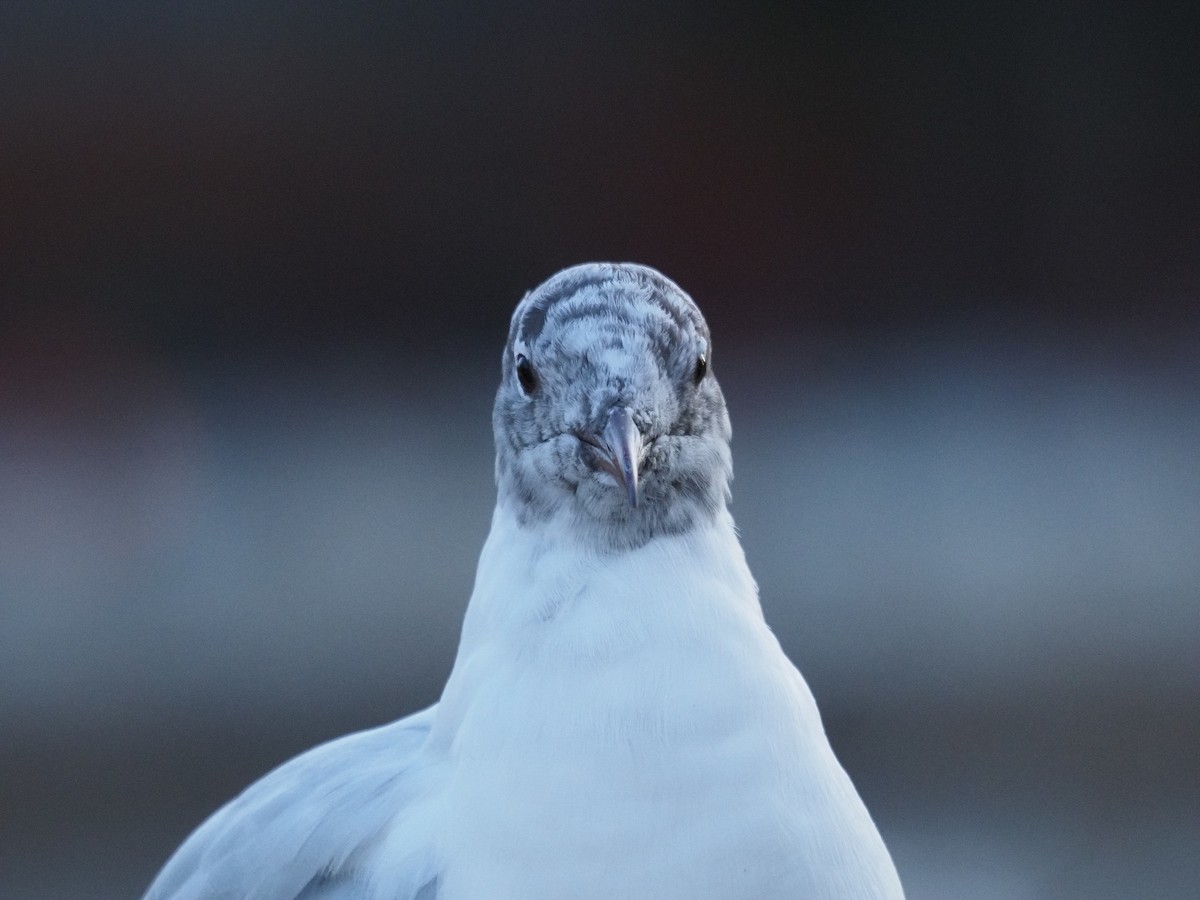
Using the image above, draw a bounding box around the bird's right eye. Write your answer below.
[515,354,538,395]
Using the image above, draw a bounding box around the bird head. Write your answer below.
[493,263,732,549]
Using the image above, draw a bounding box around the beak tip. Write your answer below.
[598,406,644,510]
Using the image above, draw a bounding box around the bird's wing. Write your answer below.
[145,705,440,900]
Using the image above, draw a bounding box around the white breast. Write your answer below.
[412,506,904,900]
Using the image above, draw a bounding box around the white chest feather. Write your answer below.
[413,507,903,900]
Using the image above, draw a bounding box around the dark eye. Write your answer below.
[693,353,708,385]
[515,353,538,395]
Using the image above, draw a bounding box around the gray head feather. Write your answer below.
[493,263,732,551]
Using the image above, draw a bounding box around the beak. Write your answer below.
[582,406,643,507]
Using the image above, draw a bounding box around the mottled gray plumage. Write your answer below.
[495,263,730,550]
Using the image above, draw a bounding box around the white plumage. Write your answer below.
[145,263,904,899]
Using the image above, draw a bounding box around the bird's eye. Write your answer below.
[693,353,708,385]
[515,354,538,395]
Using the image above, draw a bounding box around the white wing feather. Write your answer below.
[145,706,440,900]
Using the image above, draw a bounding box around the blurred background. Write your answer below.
[2,2,1198,897]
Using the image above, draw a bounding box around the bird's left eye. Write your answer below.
[693,353,708,385]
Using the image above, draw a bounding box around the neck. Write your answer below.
[431,499,795,763]
[451,502,760,662]
[494,473,731,555]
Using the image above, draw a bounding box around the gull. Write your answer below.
[145,263,905,899]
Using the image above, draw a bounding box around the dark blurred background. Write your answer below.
[2,2,1198,897]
